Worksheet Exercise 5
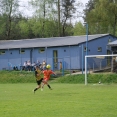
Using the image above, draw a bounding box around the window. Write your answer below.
[84,46,86,51]
[20,49,25,54]
[0,50,5,55]
[98,47,102,52]
[39,48,45,53]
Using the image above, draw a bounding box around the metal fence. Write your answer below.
[1,56,80,76]
[87,56,113,73]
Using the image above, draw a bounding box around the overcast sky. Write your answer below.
[19,0,89,24]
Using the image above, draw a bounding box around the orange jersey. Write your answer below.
[43,70,54,79]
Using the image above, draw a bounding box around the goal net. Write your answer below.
[85,54,117,85]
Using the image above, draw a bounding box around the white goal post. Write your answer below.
[85,54,117,85]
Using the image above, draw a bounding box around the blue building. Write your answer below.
[108,40,117,54]
[0,34,116,71]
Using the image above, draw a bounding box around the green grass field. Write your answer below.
[0,83,117,117]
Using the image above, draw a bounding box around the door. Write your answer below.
[30,49,33,64]
[107,50,111,66]
[53,50,58,69]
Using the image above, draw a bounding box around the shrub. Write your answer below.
[1,71,117,84]
[57,74,85,84]
[0,71,35,83]
[57,74,117,84]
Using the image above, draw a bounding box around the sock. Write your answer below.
[47,84,51,89]
[34,88,38,91]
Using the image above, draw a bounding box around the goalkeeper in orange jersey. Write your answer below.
[41,64,56,91]
[33,66,43,93]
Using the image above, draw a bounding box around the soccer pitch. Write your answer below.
[0,83,117,117]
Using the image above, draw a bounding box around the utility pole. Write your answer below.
[58,0,61,37]
[84,22,88,79]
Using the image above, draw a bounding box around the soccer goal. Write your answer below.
[85,54,117,85]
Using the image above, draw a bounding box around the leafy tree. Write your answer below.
[61,0,83,36]
[44,19,58,37]
[26,17,58,38]
[83,0,117,36]
[0,14,6,39]
[83,0,98,22]
[64,23,74,36]
[18,20,30,39]
[29,0,56,37]
[0,0,20,40]
[73,21,86,36]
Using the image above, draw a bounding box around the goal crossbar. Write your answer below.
[85,54,117,85]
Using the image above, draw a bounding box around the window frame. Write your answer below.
[0,50,5,55]
[19,49,25,54]
[97,47,102,52]
[84,46,86,52]
[39,48,45,53]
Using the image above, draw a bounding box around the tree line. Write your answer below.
[83,0,117,36]
[0,0,117,40]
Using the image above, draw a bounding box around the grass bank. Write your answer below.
[0,71,117,84]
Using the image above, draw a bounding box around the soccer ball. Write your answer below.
[99,82,101,84]
[46,64,51,69]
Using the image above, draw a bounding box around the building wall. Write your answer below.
[0,35,117,70]
[0,45,81,70]
[0,49,20,70]
[79,35,117,70]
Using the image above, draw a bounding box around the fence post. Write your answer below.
[93,63,94,71]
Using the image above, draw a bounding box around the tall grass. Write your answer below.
[57,73,117,84]
[0,71,117,84]
[0,71,35,83]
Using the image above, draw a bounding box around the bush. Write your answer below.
[57,74,85,84]
[0,71,35,83]
[1,71,117,84]
[57,74,117,84]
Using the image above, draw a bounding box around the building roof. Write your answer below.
[108,40,117,47]
[0,34,112,49]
